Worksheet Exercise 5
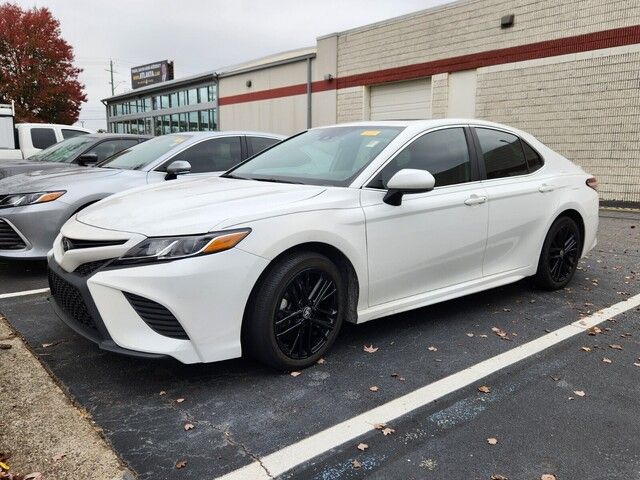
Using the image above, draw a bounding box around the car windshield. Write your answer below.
[28,136,96,163]
[225,126,404,186]
[99,134,193,170]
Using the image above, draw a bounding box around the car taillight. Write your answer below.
[586,176,598,191]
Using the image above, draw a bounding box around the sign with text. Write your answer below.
[131,61,174,89]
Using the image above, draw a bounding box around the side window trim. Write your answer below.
[519,138,545,173]
[364,126,476,190]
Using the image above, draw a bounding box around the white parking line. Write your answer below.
[217,293,640,480]
[0,288,50,299]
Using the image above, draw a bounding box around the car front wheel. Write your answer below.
[243,251,345,370]
[534,216,582,290]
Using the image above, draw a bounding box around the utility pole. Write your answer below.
[107,59,115,95]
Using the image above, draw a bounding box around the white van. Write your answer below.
[0,103,91,161]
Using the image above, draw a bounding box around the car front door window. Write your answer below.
[164,137,242,173]
[369,127,472,189]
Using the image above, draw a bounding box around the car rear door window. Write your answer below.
[476,128,528,179]
[522,140,544,172]
[87,139,139,162]
[247,136,280,156]
[30,128,57,149]
[169,136,242,173]
[369,127,472,189]
[61,129,88,140]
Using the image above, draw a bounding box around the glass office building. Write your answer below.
[103,72,218,135]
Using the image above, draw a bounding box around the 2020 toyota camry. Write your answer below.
[48,120,599,370]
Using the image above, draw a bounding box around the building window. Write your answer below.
[188,111,198,131]
[188,89,198,105]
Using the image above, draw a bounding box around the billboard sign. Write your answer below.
[131,61,174,89]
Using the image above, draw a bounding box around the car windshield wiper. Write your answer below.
[221,173,251,180]
[250,177,305,185]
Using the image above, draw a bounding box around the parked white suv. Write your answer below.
[0,104,92,161]
[0,123,92,161]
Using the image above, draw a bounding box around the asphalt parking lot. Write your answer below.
[1,210,639,480]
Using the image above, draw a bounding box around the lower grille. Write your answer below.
[123,292,189,340]
[74,260,110,276]
[0,219,26,250]
[48,269,96,330]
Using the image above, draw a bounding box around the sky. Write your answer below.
[13,0,455,131]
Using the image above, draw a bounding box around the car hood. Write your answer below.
[77,176,328,236]
[0,166,122,193]
[0,161,80,180]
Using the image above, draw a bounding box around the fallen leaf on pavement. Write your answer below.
[363,345,378,353]
[634,362,640,367]
[290,371,301,377]
[175,460,187,469]
[373,423,386,430]
[580,346,591,352]
[491,327,509,339]
[184,423,194,431]
[602,357,612,364]
[574,390,586,397]
[487,437,498,445]
[466,333,474,337]
[317,358,326,364]
[41,343,54,348]
[478,385,491,393]
[351,459,362,469]
[491,475,508,480]
[24,474,44,480]
[176,398,185,403]
[610,344,623,350]
[541,475,557,480]
[357,443,368,451]
[159,391,166,395]
[587,326,602,335]
[382,427,395,436]
[369,386,379,392]
[427,346,438,351]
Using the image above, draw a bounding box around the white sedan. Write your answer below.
[48,120,599,369]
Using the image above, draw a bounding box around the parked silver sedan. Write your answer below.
[0,131,284,259]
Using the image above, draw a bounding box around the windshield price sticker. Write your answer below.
[360,130,380,136]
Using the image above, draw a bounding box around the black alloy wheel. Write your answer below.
[243,251,345,370]
[534,216,581,290]
[274,268,339,360]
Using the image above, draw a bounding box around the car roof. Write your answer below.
[83,133,152,140]
[15,123,92,132]
[177,131,286,139]
[318,118,530,137]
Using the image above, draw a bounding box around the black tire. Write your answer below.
[533,216,581,290]
[243,251,345,370]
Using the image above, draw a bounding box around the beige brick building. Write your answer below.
[106,0,640,205]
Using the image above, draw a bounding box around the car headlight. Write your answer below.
[114,228,251,265]
[0,191,66,209]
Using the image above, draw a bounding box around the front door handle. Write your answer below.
[464,194,488,206]
[539,183,555,193]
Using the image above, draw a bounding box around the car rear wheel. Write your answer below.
[534,216,581,290]
[244,252,345,370]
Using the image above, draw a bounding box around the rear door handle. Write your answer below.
[464,194,487,206]
[539,183,555,193]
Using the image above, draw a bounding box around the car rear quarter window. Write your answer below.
[168,136,242,173]
[476,128,528,179]
[247,136,280,156]
[30,128,57,149]
[370,127,472,189]
[61,129,88,140]
[522,140,544,173]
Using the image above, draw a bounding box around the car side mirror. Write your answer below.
[78,153,99,166]
[383,168,435,206]
[165,160,192,180]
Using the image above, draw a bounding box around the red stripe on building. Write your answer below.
[219,24,640,106]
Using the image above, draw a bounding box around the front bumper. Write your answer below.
[48,242,269,364]
[0,201,72,259]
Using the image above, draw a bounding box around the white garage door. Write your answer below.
[370,78,432,120]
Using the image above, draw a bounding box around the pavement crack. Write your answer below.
[202,420,273,478]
